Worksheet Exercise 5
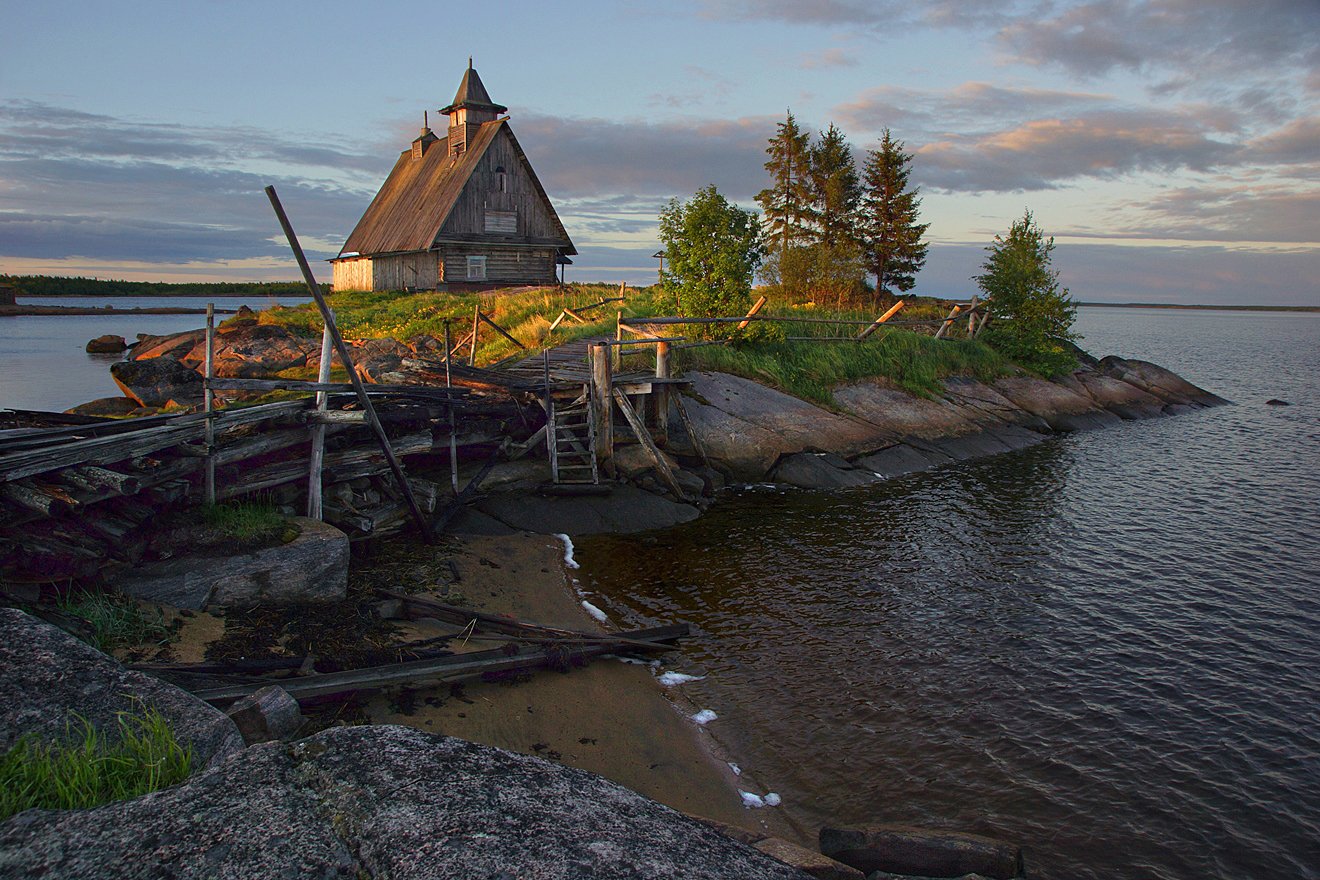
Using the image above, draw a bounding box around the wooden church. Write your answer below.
[332,63,576,292]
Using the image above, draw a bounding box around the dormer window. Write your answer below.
[495,166,507,193]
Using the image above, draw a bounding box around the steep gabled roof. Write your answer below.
[339,120,574,258]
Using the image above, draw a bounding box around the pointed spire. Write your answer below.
[440,62,506,116]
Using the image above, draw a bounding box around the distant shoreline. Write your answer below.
[1078,302,1320,313]
[0,304,234,317]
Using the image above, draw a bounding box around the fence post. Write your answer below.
[469,302,480,367]
[653,340,670,446]
[204,303,216,506]
[306,321,333,519]
[589,344,614,475]
[934,304,962,339]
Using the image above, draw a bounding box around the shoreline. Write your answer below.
[361,532,802,842]
[0,304,234,317]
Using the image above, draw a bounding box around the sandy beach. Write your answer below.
[362,532,802,842]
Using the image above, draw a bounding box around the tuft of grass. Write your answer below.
[57,591,171,652]
[201,500,291,545]
[0,708,193,820]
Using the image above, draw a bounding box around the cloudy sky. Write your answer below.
[2,0,1316,304]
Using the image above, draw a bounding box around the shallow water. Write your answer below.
[0,295,307,412]
[577,307,1320,880]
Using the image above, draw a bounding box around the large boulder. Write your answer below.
[85,334,126,354]
[0,724,812,880]
[1069,367,1167,419]
[1098,356,1228,407]
[204,323,320,379]
[834,379,978,439]
[679,372,890,480]
[476,484,700,535]
[771,452,881,489]
[992,374,1121,432]
[110,356,203,408]
[819,825,1024,880]
[112,517,349,610]
[130,329,206,362]
[0,607,243,769]
[63,396,140,418]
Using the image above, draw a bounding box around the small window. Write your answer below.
[484,210,517,234]
[495,165,507,193]
[466,255,487,281]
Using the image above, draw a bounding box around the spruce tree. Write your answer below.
[809,123,861,250]
[975,210,1078,377]
[755,111,813,263]
[859,129,929,303]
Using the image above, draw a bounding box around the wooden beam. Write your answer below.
[934,304,962,340]
[265,185,432,543]
[612,388,687,501]
[188,624,688,705]
[478,310,527,350]
[857,299,905,341]
[589,344,613,473]
[737,295,767,330]
[671,394,709,468]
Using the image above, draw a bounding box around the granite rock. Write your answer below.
[0,607,243,769]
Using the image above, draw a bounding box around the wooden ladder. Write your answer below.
[548,390,599,485]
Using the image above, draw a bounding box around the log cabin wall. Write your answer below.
[368,253,441,291]
[436,128,565,245]
[439,245,557,284]
[331,257,374,292]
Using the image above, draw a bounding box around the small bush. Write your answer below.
[0,708,193,820]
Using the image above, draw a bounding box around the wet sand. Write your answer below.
[364,533,800,841]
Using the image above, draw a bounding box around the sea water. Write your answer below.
[577,307,1320,880]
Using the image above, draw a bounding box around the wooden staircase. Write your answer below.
[547,391,599,485]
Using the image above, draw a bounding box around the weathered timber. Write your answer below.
[387,591,690,647]
[59,466,142,496]
[934,304,963,340]
[266,184,432,543]
[737,295,767,330]
[857,299,906,341]
[189,625,688,705]
[0,424,203,482]
[0,481,74,517]
[612,389,687,501]
[433,451,499,532]
[477,311,527,350]
[589,344,613,473]
[671,393,709,467]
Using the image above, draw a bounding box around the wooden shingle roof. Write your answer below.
[338,120,575,258]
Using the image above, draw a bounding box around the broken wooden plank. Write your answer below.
[857,299,906,341]
[188,624,688,704]
[613,389,688,501]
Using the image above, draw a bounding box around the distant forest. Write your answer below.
[2,275,312,297]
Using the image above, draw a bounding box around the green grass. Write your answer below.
[670,329,1006,404]
[57,591,171,653]
[0,708,193,820]
[252,283,1002,402]
[201,500,291,545]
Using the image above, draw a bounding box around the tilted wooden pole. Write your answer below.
[203,303,216,505]
[306,322,333,519]
[264,185,432,543]
[857,299,905,341]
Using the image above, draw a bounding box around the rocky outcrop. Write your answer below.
[0,723,812,880]
[678,358,1225,490]
[112,517,349,610]
[0,607,243,768]
[109,356,204,408]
